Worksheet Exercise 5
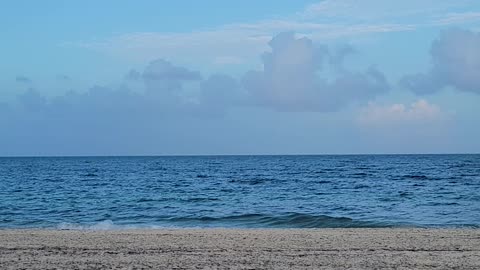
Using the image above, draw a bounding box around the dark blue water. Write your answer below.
[0,155,479,229]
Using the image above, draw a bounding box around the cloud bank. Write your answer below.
[0,32,393,155]
[401,29,480,94]
[9,33,388,116]
[3,28,475,155]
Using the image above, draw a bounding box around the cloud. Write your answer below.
[5,33,390,119]
[401,29,480,94]
[9,60,206,118]
[15,75,31,84]
[70,1,479,65]
[138,59,203,107]
[5,32,463,156]
[23,58,238,118]
[73,21,412,65]
[242,32,389,112]
[120,59,208,110]
[357,99,446,127]
[355,99,454,152]
[302,0,477,21]
[433,12,480,26]
[0,67,242,155]
[122,33,389,113]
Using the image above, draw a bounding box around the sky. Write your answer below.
[1,0,480,156]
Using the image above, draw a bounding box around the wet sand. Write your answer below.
[1,228,479,269]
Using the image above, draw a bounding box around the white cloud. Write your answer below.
[357,99,446,127]
[356,99,455,152]
[302,0,477,21]
[432,12,480,26]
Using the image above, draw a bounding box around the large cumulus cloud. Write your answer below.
[401,28,480,94]
[242,32,389,112]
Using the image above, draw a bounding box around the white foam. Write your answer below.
[58,220,117,230]
[57,220,176,231]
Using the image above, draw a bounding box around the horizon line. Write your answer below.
[1,153,479,158]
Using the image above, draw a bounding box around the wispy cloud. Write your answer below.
[74,21,413,64]
[71,1,479,64]
[301,0,478,22]
[433,12,480,26]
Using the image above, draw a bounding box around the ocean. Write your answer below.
[0,155,479,229]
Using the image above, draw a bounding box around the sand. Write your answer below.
[0,229,479,269]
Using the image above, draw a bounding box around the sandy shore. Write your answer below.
[0,229,479,269]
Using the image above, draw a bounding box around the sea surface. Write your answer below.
[0,155,479,229]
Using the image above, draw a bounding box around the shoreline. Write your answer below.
[1,228,479,269]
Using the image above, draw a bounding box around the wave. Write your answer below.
[54,214,394,230]
[165,213,393,228]
[53,213,480,231]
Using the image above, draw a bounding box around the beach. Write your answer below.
[1,229,479,269]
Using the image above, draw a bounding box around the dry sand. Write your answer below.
[0,228,479,269]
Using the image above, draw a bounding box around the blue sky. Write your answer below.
[1,0,480,155]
